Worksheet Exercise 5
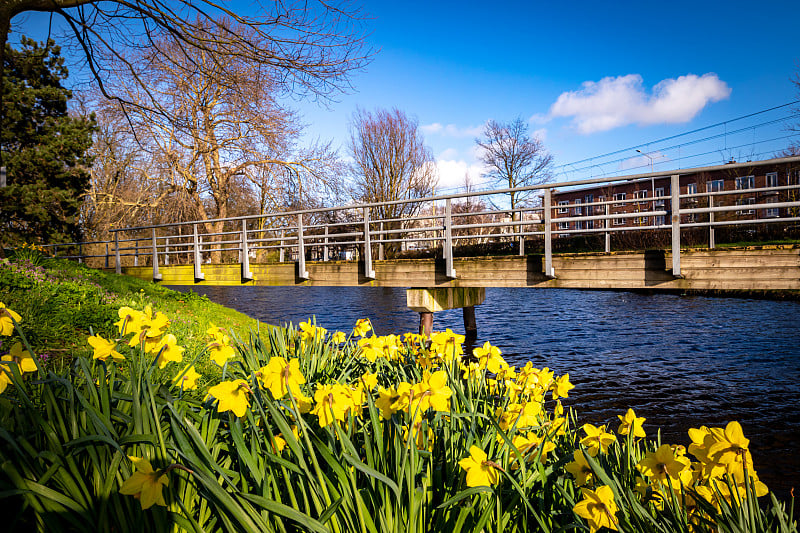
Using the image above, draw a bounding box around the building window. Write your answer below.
[654,215,666,226]
[558,221,570,230]
[654,187,665,207]
[557,201,569,214]
[586,220,594,230]
[613,192,626,206]
[735,175,755,190]
[634,190,647,199]
[686,183,697,195]
[634,209,647,225]
[585,194,594,215]
[765,198,780,218]
[736,198,755,215]
[575,220,583,230]
[766,172,778,189]
[707,180,724,192]
[573,199,582,216]
[613,217,625,226]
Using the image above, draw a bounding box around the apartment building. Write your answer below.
[551,158,800,232]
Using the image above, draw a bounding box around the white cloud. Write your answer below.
[532,128,548,141]
[438,147,459,160]
[422,122,484,138]
[618,150,670,172]
[434,159,486,193]
[549,73,731,134]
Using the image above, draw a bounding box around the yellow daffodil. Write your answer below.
[458,445,500,487]
[115,306,143,336]
[430,329,464,361]
[258,357,306,399]
[299,320,327,344]
[473,341,507,374]
[566,450,594,486]
[551,373,574,400]
[207,379,250,417]
[617,408,646,439]
[206,322,226,341]
[375,382,412,419]
[0,302,22,336]
[311,383,352,426]
[573,485,619,533]
[708,421,750,465]
[359,370,378,390]
[357,335,384,362]
[637,444,692,485]
[410,370,452,413]
[154,334,185,368]
[330,331,347,344]
[498,401,542,431]
[580,424,617,457]
[119,456,169,509]
[172,365,201,391]
[0,342,38,393]
[353,318,372,337]
[88,334,125,362]
[207,335,236,366]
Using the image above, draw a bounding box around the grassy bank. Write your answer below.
[0,249,261,375]
[0,247,796,532]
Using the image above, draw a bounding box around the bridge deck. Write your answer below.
[119,247,800,293]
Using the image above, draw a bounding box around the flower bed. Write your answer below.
[0,302,795,532]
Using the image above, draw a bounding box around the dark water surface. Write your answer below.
[169,285,800,497]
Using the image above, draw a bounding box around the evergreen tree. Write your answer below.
[0,37,95,248]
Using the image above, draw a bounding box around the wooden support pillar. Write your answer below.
[419,312,433,337]
[407,287,485,338]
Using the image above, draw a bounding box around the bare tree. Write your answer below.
[1,0,371,165]
[476,117,553,212]
[348,107,437,219]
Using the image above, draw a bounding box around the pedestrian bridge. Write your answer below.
[47,157,800,297]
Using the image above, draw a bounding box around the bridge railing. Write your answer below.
[40,156,800,281]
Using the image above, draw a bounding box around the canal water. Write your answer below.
[169,285,800,497]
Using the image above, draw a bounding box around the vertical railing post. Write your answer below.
[165,238,170,265]
[363,207,375,279]
[378,222,385,261]
[279,229,285,263]
[297,214,309,279]
[323,226,329,261]
[709,195,715,249]
[445,198,456,278]
[518,210,525,256]
[105,243,109,269]
[193,223,205,281]
[241,219,253,280]
[670,174,682,277]
[78,243,83,264]
[151,228,162,281]
[134,238,139,266]
[114,232,121,274]
[544,189,554,277]
[604,202,611,252]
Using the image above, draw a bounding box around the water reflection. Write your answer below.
[169,285,800,497]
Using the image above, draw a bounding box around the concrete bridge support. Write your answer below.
[406,287,485,338]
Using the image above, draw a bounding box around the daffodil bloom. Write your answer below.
[172,365,201,391]
[119,456,169,509]
[330,331,347,344]
[299,320,327,344]
[573,485,619,533]
[0,302,22,336]
[458,445,500,487]
[88,334,125,362]
[551,373,575,400]
[403,418,434,452]
[708,421,750,465]
[206,322,226,341]
[258,357,306,399]
[617,408,646,439]
[498,401,542,431]
[473,341,507,374]
[154,334,185,368]
[375,383,412,419]
[580,424,617,457]
[207,379,251,417]
[207,336,236,366]
[430,329,464,361]
[353,318,372,337]
[311,383,352,426]
[410,370,452,413]
[637,444,692,485]
[566,450,594,486]
[115,306,143,336]
[509,432,555,464]
[0,342,38,393]
[357,336,384,362]
[359,370,378,390]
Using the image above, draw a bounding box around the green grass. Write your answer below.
[0,252,261,374]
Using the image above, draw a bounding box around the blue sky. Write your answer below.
[11,1,800,193]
